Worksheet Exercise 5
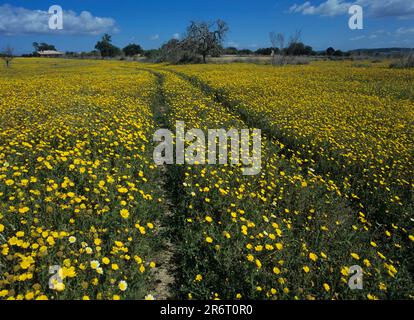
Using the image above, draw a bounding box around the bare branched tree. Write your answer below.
[185,20,229,63]
[269,32,285,65]
[1,46,14,68]
[288,30,302,47]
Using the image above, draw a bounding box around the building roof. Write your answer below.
[38,50,64,55]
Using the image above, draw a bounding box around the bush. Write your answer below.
[272,55,310,66]
[154,39,202,64]
[390,53,414,69]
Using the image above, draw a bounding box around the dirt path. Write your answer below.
[142,69,177,300]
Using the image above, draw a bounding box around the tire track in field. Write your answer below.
[137,69,177,299]
[160,68,414,277]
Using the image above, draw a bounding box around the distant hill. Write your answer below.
[348,48,413,55]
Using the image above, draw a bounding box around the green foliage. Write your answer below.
[123,44,144,57]
[95,34,121,58]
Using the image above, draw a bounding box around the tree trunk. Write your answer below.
[202,54,207,64]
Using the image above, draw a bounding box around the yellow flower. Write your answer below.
[53,282,66,292]
[25,292,35,300]
[62,266,77,278]
[303,266,310,273]
[341,266,349,277]
[323,283,330,292]
[120,209,130,219]
[195,274,203,282]
[0,290,8,298]
[118,187,128,194]
[206,237,213,244]
[273,267,281,275]
[0,224,4,232]
[90,260,100,270]
[118,281,128,292]
[351,253,360,260]
[18,207,30,214]
[309,253,318,262]
[102,257,110,265]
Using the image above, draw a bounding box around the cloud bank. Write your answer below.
[0,4,118,35]
[289,0,414,19]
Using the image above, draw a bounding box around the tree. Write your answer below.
[270,32,285,52]
[256,48,275,56]
[269,32,285,65]
[184,20,229,63]
[156,38,202,64]
[95,34,121,58]
[33,42,57,52]
[123,43,144,57]
[224,47,239,55]
[238,49,253,55]
[285,42,314,56]
[288,30,302,47]
[326,47,336,56]
[1,46,14,67]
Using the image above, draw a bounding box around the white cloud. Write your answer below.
[0,4,117,35]
[150,34,160,40]
[289,0,414,19]
[173,33,180,39]
[396,27,414,35]
[366,0,414,19]
[289,0,351,17]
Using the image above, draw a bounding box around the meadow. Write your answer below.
[0,58,413,300]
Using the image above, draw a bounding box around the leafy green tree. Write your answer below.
[326,47,336,56]
[33,42,57,52]
[123,43,144,57]
[256,48,274,55]
[95,34,121,58]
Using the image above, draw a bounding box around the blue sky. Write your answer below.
[1,0,413,54]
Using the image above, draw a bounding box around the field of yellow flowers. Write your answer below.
[1,58,413,300]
